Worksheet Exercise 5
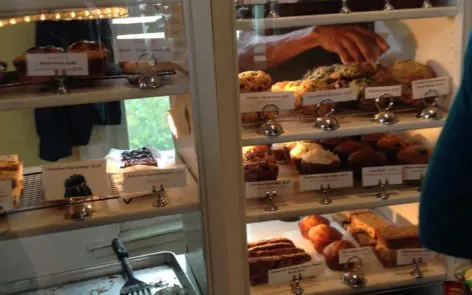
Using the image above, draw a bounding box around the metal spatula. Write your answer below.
[112,238,153,295]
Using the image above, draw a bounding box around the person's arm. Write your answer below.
[419,33,472,259]
[238,25,389,71]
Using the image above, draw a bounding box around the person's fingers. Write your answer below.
[345,32,380,62]
[334,42,355,64]
[349,26,390,53]
[340,38,365,63]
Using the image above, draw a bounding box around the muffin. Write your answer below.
[295,79,338,116]
[308,224,343,253]
[360,134,386,149]
[13,45,65,82]
[298,215,330,239]
[299,149,341,175]
[348,149,388,180]
[289,142,322,172]
[323,240,356,271]
[243,145,270,160]
[318,137,346,151]
[389,60,436,106]
[271,143,287,163]
[396,145,431,165]
[376,135,412,164]
[239,71,272,123]
[243,154,279,182]
[67,41,109,76]
[333,140,373,165]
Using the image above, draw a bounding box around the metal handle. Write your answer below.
[315,99,335,117]
[111,238,135,280]
[261,104,280,121]
[319,184,332,205]
[291,274,303,295]
[376,178,391,200]
[410,258,424,279]
[375,94,395,111]
[423,89,440,107]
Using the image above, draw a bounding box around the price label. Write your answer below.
[362,166,403,187]
[268,262,323,284]
[246,179,293,199]
[123,167,187,194]
[365,85,402,99]
[403,165,428,181]
[113,39,178,62]
[42,159,108,201]
[27,53,89,76]
[0,180,12,211]
[412,76,450,100]
[299,172,353,191]
[240,92,294,113]
[302,88,357,105]
[397,248,434,266]
[339,247,373,264]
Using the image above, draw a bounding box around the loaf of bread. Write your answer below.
[374,242,397,267]
[68,40,109,76]
[350,212,390,239]
[376,225,420,249]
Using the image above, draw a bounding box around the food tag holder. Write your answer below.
[423,0,433,8]
[260,191,278,212]
[313,99,340,131]
[290,274,303,295]
[257,104,284,137]
[340,0,351,13]
[375,178,391,200]
[384,0,394,10]
[417,89,443,120]
[136,53,163,89]
[319,184,332,205]
[54,69,69,95]
[410,258,424,279]
[152,184,168,208]
[267,0,280,18]
[372,93,398,125]
[342,256,366,289]
[64,197,94,221]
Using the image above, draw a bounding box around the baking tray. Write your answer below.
[5,252,198,295]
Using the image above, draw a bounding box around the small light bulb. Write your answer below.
[70,12,76,18]
[40,14,46,21]
[104,8,111,14]
[55,13,61,20]
[0,21,4,27]
[9,18,16,25]
[24,16,31,22]
[78,16,83,20]
[95,9,102,15]
[84,10,90,17]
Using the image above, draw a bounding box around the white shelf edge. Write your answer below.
[241,113,446,146]
[0,80,189,111]
[236,6,458,30]
[246,185,421,223]
[0,169,199,241]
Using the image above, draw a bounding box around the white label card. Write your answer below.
[362,166,403,187]
[123,167,187,194]
[397,248,434,266]
[27,53,89,76]
[299,172,353,191]
[245,179,293,199]
[365,85,402,99]
[113,39,177,62]
[302,88,357,106]
[412,77,450,100]
[42,159,108,201]
[339,247,374,264]
[240,92,294,113]
[403,165,428,181]
[268,262,324,285]
[0,180,12,211]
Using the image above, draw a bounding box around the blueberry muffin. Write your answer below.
[376,135,412,164]
[334,140,373,166]
[348,149,388,180]
[396,145,431,165]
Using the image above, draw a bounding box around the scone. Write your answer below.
[239,71,272,123]
[329,63,376,80]
[308,224,343,253]
[396,145,431,165]
[67,41,109,76]
[299,149,341,175]
[298,215,330,239]
[323,240,356,271]
[389,60,436,106]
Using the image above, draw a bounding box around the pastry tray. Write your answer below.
[7,252,198,295]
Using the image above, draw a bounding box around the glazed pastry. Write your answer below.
[289,142,322,172]
[13,45,65,82]
[334,140,373,165]
[347,149,388,180]
[376,135,412,164]
[298,215,330,239]
[299,149,341,175]
[308,224,343,253]
[389,60,436,106]
[323,240,356,271]
[396,145,431,165]
[68,41,109,76]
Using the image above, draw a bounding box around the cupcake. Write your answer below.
[243,154,279,182]
[271,143,287,163]
[243,145,270,160]
[396,145,431,165]
[289,142,322,172]
[376,135,411,164]
[299,149,341,175]
[348,149,388,180]
[333,140,373,166]
[360,134,386,149]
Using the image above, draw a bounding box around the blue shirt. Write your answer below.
[419,33,472,258]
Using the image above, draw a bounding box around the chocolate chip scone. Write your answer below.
[239,70,273,93]
[329,63,376,80]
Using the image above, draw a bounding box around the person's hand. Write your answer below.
[312,25,389,64]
